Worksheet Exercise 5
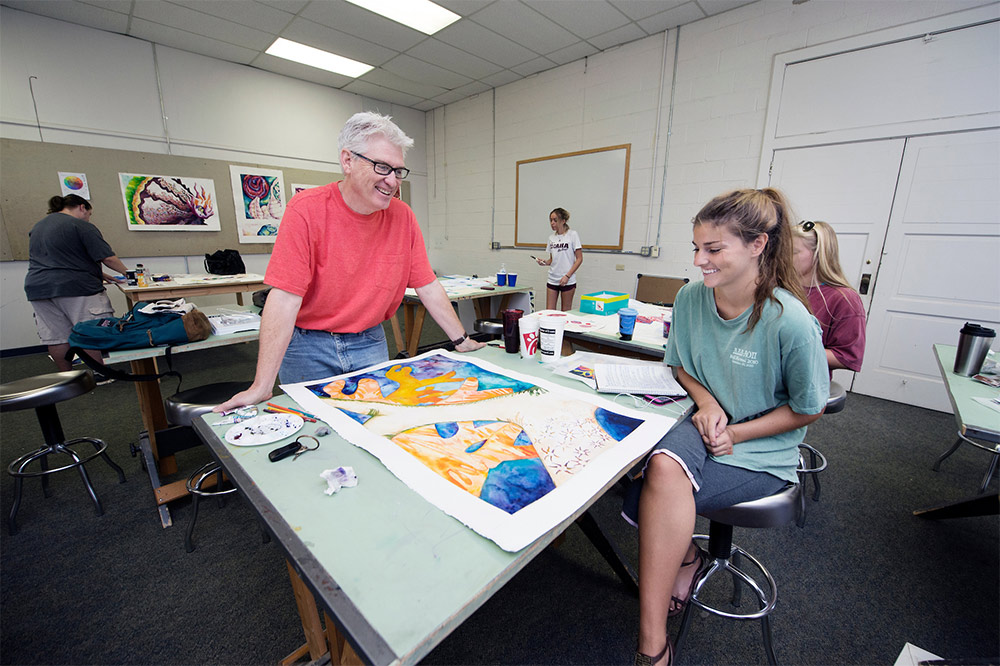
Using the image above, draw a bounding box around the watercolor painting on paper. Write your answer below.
[119,173,221,231]
[281,351,674,551]
[229,165,285,243]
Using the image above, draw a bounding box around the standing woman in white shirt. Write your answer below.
[536,207,583,311]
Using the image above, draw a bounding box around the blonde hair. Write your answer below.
[693,188,808,332]
[793,221,852,290]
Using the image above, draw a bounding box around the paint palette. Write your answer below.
[225,413,303,446]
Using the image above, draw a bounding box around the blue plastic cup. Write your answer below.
[618,307,638,341]
[507,273,518,287]
[497,272,508,286]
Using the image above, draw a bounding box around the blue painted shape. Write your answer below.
[480,458,556,514]
[465,439,487,453]
[435,422,459,439]
[513,430,533,447]
[335,408,371,425]
[594,407,643,441]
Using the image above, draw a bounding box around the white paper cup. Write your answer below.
[537,315,566,363]
[519,316,540,359]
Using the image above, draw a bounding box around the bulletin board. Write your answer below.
[515,144,630,250]
[0,138,341,260]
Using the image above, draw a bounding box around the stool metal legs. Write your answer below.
[933,432,1000,493]
[184,461,237,552]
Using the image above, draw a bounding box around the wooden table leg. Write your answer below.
[324,612,363,665]
[130,357,176,475]
[285,560,328,662]
[236,292,244,305]
[388,310,404,355]
[406,304,426,358]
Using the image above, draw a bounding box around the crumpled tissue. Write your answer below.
[320,467,358,496]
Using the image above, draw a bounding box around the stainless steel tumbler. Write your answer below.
[953,322,995,376]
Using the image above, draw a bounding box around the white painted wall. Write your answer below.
[425,0,998,308]
[0,6,426,351]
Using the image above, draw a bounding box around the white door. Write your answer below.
[853,129,1000,411]
[767,139,905,388]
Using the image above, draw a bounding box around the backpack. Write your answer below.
[204,249,246,275]
[68,302,211,351]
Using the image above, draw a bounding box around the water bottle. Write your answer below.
[136,263,148,287]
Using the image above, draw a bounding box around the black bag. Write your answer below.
[204,249,246,275]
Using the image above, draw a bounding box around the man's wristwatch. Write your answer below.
[451,333,468,346]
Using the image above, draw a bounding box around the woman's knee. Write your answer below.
[645,453,689,489]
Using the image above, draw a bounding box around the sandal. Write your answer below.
[668,545,706,617]
[635,638,673,666]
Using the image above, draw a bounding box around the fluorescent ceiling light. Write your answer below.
[265,38,373,78]
[344,0,460,35]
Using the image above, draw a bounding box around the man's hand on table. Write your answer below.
[214,384,274,413]
[454,337,486,353]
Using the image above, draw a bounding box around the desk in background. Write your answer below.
[106,304,260,527]
[115,273,265,307]
[394,275,532,357]
[559,302,669,360]
[193,347,690,665]
[914,344,1000,518]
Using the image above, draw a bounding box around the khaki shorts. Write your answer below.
[31,291,115,345]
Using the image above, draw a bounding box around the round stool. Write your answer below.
[474,318,502,340]
[797,381,847,526]
[674,483,802,666]
[164,381,252,552]
[1,370,126,535]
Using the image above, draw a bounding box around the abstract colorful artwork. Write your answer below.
[281,350,675,551]
[119,173,221,231]
[229,165,285,244]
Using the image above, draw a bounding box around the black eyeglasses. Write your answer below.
[799,220,816,232]
[351,151,409,179]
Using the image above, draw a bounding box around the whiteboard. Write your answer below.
[515,145,630,249]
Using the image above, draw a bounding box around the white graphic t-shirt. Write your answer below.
[546,229,582,286]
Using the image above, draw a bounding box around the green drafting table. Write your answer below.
[192,346,692,665]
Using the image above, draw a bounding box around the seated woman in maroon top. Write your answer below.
[792,220,867,373]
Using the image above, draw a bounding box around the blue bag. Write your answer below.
[69,302,210,351]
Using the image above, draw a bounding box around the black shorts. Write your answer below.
[546,282,577,292]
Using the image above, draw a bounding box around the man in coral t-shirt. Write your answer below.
[217,113,483,411]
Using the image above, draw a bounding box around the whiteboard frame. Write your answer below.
[515,144,630,250]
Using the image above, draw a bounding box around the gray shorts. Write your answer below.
[622,414,788,525]
[31,291,114,345]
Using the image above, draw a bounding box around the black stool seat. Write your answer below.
[675,484,802,666]
[1,370,125,535]
[825,381,846,415]
[165,381,252,427]
[1,370,95,412]
[474,318,503,339]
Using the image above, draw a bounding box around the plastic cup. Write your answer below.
[618,307,638,341]
[519,316,539,359]
[497,272,508,286]
[507,273,518,287]
[538,315,566,363]
[501,309,523,354]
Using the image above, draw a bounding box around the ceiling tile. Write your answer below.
[638,2,707,34]
[132,1,275,49]
[609,0,688,21]
[587,22,647,51]
[480,69,522,88]
[434,18,537,69]
[381,53,473,90]
[256,0,309,13]
[523,0,630,40]
[130,17,260,63]
[470,1,576,54]
[170,0,294,32]
[405,38,504,80]
[545,40,599,66]
[699,0,758,15]
[341,79,424,107]
[361,67,448,99]
[281,17,397,67]
[3,0,128,32]
[510,56,555,77]
[411,99,440,111]
[433,0,492,17]
[251,51,355,87]
[79,0,133,12]
[300,0,425,51]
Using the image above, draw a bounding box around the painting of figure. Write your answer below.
[282,351,675,551]
[119,173,221,231]
[229,165,285,243]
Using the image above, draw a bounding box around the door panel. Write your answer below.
[854,129,1000,410]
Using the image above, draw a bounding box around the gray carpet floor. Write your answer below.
[1,323,997,665]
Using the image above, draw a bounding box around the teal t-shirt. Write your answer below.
[664,282,829,483]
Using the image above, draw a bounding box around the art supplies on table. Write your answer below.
[207,309,262,335]
[225,413,303,446]
[594,362,687,397]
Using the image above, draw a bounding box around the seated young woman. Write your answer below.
[792,220,867,375]
[630,188,830,666]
